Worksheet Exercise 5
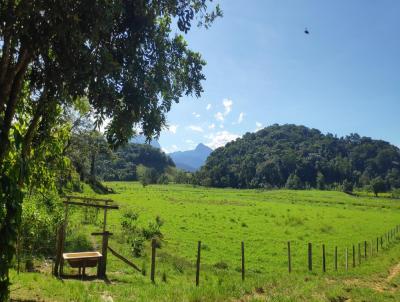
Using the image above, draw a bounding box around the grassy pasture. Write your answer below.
[10,183,400,301]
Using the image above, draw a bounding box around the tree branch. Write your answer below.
[0,50,30,165]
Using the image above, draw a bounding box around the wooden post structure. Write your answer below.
[98,199,110,279]
[352,245,355,268]
[53,224,64,276]
[322,244,326,273]
[308,243,312,271]
[151,239,156,283]
[241,241,245,281]
[345,248,348,271]
[334,246,338,271]
[97,232,111,278]
[58,202,70,276]
[58,197,118,279]
[364,241,367,259]
[377,237,379,253]
[287,241,292,273]
[358,243,361,265]
[196,241,201,286]
[381,236,383,249]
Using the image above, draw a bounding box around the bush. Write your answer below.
[19,193,63,257]
[342,180,354,193]
[285,174,303,190]
[371,177,387,197]
[157,174,169,185]
[140,168,159,187]
[120,211,164,258]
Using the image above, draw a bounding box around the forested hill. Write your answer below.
[96,143,175,181]
[196,124,400,190]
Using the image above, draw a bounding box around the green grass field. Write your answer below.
[10,183,400,301]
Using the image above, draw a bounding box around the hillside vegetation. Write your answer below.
[197,124,400,190]
[96,143,175,181]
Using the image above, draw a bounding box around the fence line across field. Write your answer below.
[145,223,400,284]
[15,218,400,287]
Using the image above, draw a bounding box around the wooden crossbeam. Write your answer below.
[65,195,114,203]
[91,232,114,236]
[63,200,119,209]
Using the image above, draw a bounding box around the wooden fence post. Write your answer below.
[322,244,326,273]
[241,241,245,281]
[287,241,292,273]
[151,239,156,283]
[99,233,109,278]
[377,237,379,253]
[381,236,383,249]
[196,241,201,286]
[364,241,367,259]
[308,243,312,271]
[352,245,355,268]
[345,248,348,271]
[334,246,338,271]
[358,243,361,265]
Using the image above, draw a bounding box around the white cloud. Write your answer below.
[219,124,224,129]
[215,112,224,122]
[188,125,204,133]
[238,112,245,124]
[192,112,200,118]
[208,123,215,129]
[162,144,179,153]
[167,124,178,134]
[223,98,233,115]
[185,139,196,149]
[206,104,212,110]
[255,121,263,131]
[205,131,240,149]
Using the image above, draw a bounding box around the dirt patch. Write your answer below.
[372,262,400,292]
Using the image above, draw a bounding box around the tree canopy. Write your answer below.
[196,124,400,190]
[0,1,221,299]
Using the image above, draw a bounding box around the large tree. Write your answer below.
[0,1,221,300]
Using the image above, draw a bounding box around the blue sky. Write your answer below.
[158,0,400,152]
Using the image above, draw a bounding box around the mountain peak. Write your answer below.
[169,143,212,172]
[195,143,212,152]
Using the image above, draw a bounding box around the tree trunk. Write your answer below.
[0,172,24,302]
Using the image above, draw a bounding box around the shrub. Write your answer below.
[342,180,354,194]
[120,211,164,258]
[285,174,303,190]
[157,174,169,185]
[371,177,388,197]
[20,193,63,257]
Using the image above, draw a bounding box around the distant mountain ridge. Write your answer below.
[169,143,212,172]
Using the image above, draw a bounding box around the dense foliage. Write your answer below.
[0,1,220,299]
[96,143,175,182]
[197,124,400,190]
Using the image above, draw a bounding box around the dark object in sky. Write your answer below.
[304,28,310,34]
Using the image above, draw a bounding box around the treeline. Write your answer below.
[196,124,400,193]
[96,143,175,182]
[66,123,193,187]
